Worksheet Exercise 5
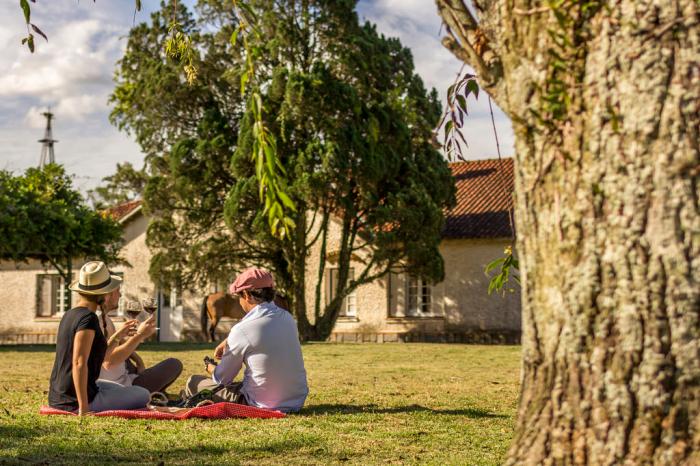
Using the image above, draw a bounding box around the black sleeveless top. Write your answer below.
[48,307,107,412]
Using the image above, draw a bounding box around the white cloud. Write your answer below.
[0,0,515,195]
[0,1,150,184]
[357,0,515,159]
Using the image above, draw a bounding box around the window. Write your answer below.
[159,283,182,309]
[388,271,440,318]
[36,274,71,317]
[406,275,432,316]
[327,268,357,318]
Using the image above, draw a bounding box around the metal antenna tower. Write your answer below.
[38,108,57,168]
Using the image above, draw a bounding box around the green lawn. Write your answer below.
[0,343,520,465]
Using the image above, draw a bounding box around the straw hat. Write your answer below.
[68,261,122,295]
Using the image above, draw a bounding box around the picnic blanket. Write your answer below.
[39,402,286,420]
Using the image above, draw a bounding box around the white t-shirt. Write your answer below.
[97,312,138,386]
[213,301,308,413]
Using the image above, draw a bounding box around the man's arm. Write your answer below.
[211,327,248,384]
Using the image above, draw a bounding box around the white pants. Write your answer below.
[89,380,150,412]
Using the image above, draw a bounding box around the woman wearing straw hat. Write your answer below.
[48,261,152,414]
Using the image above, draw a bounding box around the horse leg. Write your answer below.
[209,315,219,342]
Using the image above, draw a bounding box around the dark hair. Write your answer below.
[247,287,275,303]
[78,293,105,305]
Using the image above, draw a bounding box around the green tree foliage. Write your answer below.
[226,0,455,340]
[111,0,455,340]
[0,164,123,307]
[88,162,147,209]
[110,2,249,290]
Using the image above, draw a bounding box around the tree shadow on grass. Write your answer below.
[0,345,56,353]
[0,342,217,353]
[300,403,507,418]
[1,434,320,464]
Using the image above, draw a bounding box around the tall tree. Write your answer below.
[110,2,248,290]
[88,162,147,209]
[435,0,699,463]
[111,1,455,340]
[0,164,123,308]
[223,0,454,340]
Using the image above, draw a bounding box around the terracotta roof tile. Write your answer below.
[443,158,514,238]
[104,200,142,222]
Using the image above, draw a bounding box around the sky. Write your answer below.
[0,0,514,193]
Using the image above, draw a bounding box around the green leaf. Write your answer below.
[466,80,479,100]
[135,0,141,11]
[237,1,258,23]
[30,23,47,42]
[444,120,453,135]
[27,33,34,53]
[484,257,505,274]
[240,71,249,97]
[264,143,275,176]
[20,0,30,24]
[277,190,296,211]
[231,26,240,46]
[283,216,295,228]
[456,95,467,114]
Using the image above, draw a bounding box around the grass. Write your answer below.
[0,343,520,465]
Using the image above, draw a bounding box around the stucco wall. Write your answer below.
[0,261,77,336]
[112,214,155,303]
[304,216,521,335]
[440,238,521,331]
[1,210,521,342]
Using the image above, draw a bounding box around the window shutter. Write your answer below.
[324,267,333,307]
[36,275,53,317]
[388,270,405,317]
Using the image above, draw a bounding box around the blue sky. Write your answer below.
[0,0,513,193]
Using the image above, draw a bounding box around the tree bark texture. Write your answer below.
[437,1,699,464]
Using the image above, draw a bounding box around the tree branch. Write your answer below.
[435,0,501,85]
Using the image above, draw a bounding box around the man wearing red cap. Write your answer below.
[184,268,308,412]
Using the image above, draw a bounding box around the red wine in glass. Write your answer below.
[142,298,157,315]
[125,309,141,319]
[124,301,141,319]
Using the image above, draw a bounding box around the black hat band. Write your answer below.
[78,277,112,291]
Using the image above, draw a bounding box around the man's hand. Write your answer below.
[204,356,218,375]
[214,340,228,360]
[136,314,157,339]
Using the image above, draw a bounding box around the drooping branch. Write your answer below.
[435,0,502,86]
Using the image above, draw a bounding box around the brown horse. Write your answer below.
[200,291,289,341]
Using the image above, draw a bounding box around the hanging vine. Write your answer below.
[18,0,142,53]
[230,0,296,239]
[436,70,519,295]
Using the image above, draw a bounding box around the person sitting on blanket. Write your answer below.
[97,300,183,394]
[48,261,151,414]
[184,268,308,413]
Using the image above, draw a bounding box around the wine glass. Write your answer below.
[124,301,141,320]
[142,297,157,315]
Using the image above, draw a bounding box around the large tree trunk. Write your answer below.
[437,1,699,463]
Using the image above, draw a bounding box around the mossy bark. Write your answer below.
[437,0,699,463]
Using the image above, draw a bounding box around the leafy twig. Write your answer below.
[231,0,296,239]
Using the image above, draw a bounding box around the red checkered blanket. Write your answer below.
[39,402,286,420]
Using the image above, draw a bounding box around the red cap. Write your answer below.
[229,268,275,294]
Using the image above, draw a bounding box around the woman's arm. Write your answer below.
[72,329,95,415]
[129,352,145,373]
[102,315,156,370]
